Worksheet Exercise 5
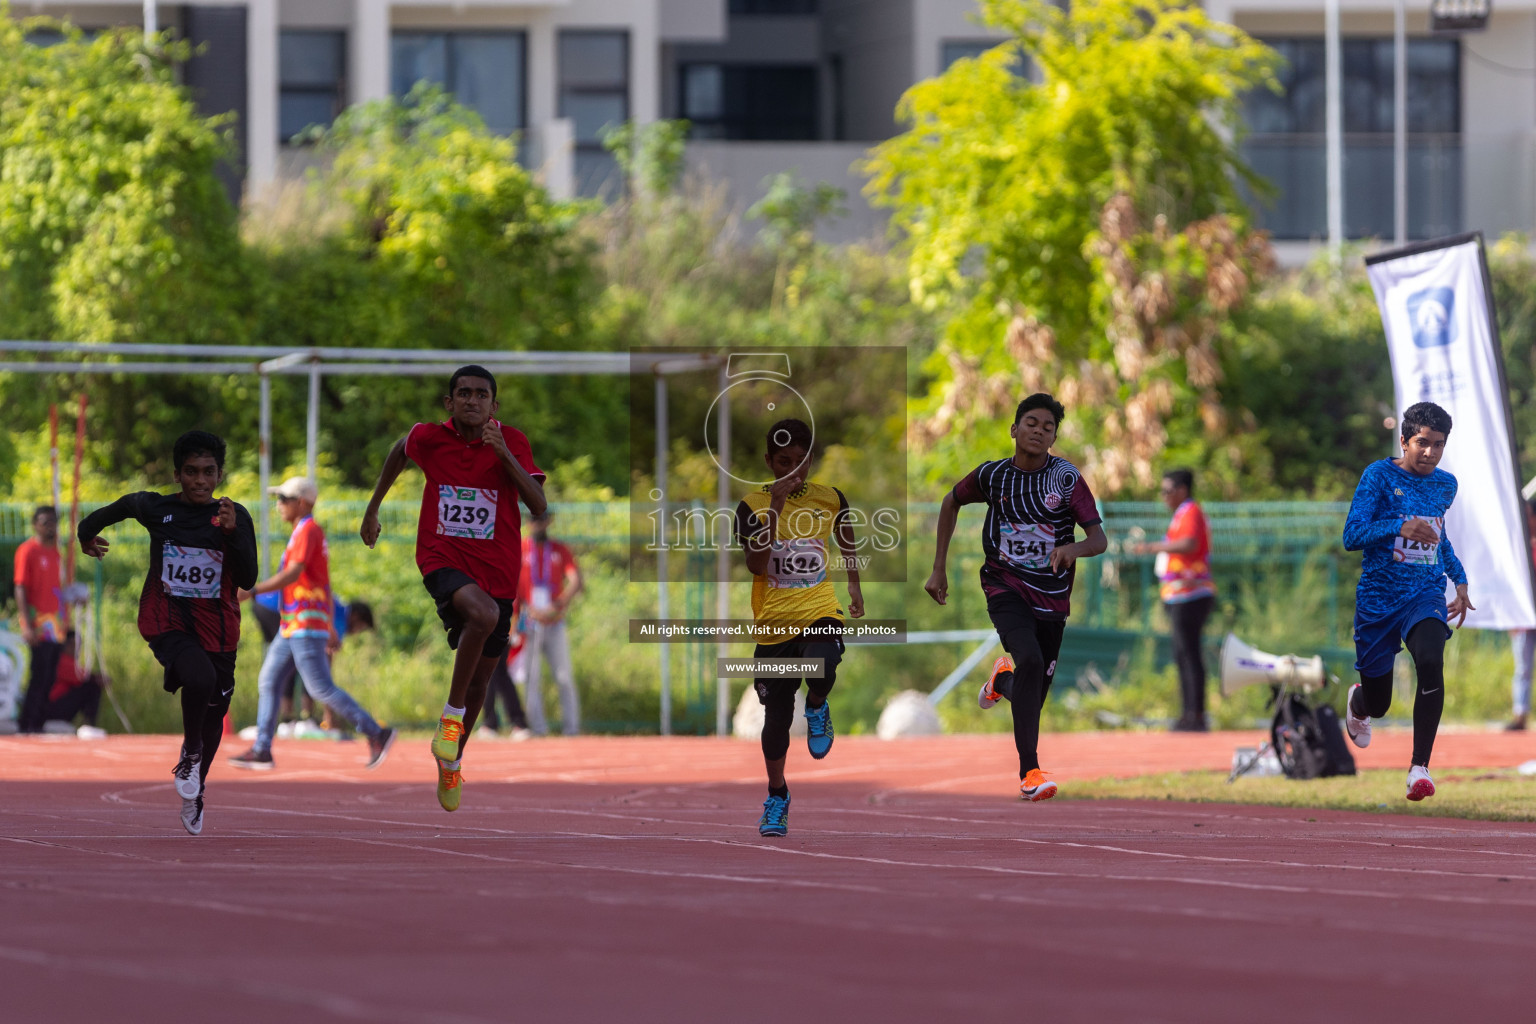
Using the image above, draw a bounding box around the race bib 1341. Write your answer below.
[998,521,1056,570]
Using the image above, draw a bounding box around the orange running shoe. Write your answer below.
[1020,768,1057,802]
[431,713,466,762]
[979,656,1014,709]
[436,759,463,812]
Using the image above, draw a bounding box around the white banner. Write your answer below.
[1366,234,1536,630]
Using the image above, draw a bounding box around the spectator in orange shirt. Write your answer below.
[514,511,583,736]
[13,506,67,734]
[229,478,394,770]
[1133,470,1217,732]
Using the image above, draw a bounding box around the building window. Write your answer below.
[391,31,527,137]
[1243,37,1461,240]
[941,39,1030,78]
[280,31,346,143]
[560,31,629,197]
[729,1,818,13]
[680,65,818,141]
[941,40,994,70]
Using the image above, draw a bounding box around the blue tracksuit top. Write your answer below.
[1343,459,1467,619]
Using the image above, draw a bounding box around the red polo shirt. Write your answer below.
[405,419,544,600]
[13,537,64,643]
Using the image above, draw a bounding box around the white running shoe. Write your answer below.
[1344,683,1371,749]
[1406,765,1435,801]
[180,795,204,836]
[172,750,202,800]
[76,725,107,740]
[509,727,534,742]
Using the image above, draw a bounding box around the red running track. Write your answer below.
[1,731,1533,1023]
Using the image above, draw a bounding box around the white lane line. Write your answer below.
[0,945,494,1024]
[0,878,339,925]
[326,836,1536,951]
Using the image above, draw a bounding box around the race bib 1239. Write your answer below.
[436,486,497,540]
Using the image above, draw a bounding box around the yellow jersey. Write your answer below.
[734,482,848,645]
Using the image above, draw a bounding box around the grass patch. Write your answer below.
[1065,768,1536,822]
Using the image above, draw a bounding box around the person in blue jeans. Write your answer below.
[228,477,394,771]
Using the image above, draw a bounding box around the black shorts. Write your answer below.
[985,589,1065,685]
[752,617,846,705]
[147,631,237,701]
[422,568,515,659]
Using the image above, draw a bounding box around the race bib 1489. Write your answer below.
[436,486,497,540]
[162,544,223,599]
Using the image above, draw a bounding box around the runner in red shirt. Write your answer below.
[361,365,546,811]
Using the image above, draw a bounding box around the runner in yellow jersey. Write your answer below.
[734,418,864,837]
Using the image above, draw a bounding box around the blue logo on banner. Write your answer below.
[1407,287,1456,349]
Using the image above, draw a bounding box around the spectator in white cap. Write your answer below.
[229,476,395,770]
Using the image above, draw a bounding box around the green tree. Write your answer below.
[865,0,1277,495]
[0,10,251,482]
[245,86,619,486]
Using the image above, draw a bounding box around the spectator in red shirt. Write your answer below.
[14,505,66,734]
[43,629,105,735]
[229,477,394,771]
[361,365,546,812]
[514,511,584,735]
[1133,468,1217,732]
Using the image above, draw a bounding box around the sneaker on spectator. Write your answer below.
[229,747,274,771]
[76,725,107,740]
[509,727,534,742]
[366,727,396,770]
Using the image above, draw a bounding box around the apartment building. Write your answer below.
[19,1,1006,238]
[1213,0,1534,259]
[20,2,1536,250]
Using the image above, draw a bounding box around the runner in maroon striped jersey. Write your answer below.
[925,394,1108,802]
[78,430,258,835]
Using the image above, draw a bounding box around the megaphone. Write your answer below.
[1219,633,1326,696]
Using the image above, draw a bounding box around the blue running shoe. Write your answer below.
[805,700,834,759]
[759,791,790,837]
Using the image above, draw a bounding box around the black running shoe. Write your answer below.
[228,747,274,771]
[366,727,396,769]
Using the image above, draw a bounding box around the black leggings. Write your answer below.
[151,634,235,784]
[1351,618,1447,768]
[756,620,845,762]
[986,591,1066,778]
[481,656,528,731]
[1167,596,1214,719]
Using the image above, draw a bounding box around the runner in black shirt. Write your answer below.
[78,431,258,835]
[926,394,1107,802]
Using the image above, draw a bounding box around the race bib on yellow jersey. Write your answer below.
[162,544,223,598]
[1392,516,1442,566]
[998,521,1055,570]
[766,538,828,589]
[436,486,497,540]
